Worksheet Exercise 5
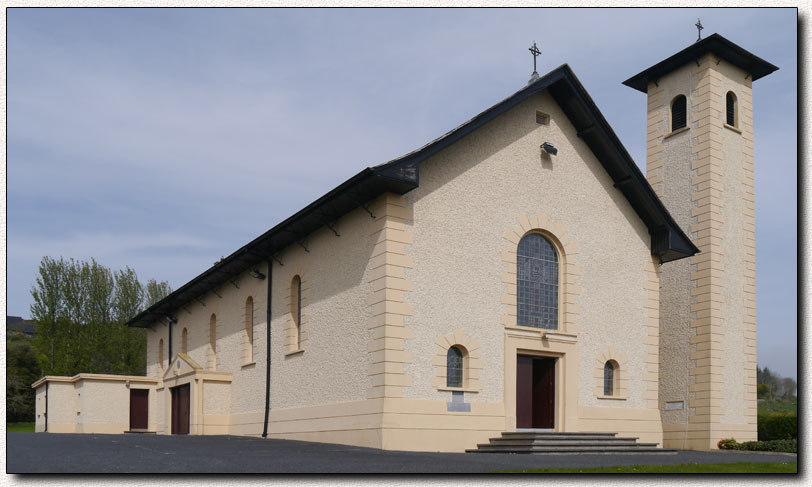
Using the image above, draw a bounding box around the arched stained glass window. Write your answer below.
[517,234,559,329]
[671,95,687,132]
[447,346,464,388]
[604,361,616,396]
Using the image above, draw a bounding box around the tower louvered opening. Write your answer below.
[671,95,687,132]
[726,91,737,127]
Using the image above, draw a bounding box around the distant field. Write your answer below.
[759,397,797,414]
[499,462,797,474]
[7,423,35,433]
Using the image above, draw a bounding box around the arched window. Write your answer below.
[181,328,188,354]
[158,339,165,371]
[671,95,687,132]
[447,346,464,388]
[604,360,618,396]
[726,91,738,127]
[291,275,302,350]
[517,233,559,329]
[245,296,254,363]
[209,314,217,370]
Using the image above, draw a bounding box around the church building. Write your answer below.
[33,33,777,452]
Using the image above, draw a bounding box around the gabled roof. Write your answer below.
[623,33,779,93]
[127,63,697,328]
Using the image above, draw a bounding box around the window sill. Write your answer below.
[663,126,689,140]
[241,361,256,369]
[285,349,304,357]
[597,395,627,401]
[438,386,479,393]
[723,123,742,134]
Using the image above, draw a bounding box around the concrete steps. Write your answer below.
[466,431,677,454]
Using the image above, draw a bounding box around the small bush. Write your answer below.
[718,438,739,450]
[717,438,797,453]
[758,412,797,440]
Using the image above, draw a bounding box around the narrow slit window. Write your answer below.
[447,346,464,388]
[603,361,616,396]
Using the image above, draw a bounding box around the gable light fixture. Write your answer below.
[541,142,558,155]
[249,269,266,280]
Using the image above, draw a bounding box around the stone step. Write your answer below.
[487,440,645,447]
[466,446,677,454]
[496,434,632,441]
[469,431,674,454]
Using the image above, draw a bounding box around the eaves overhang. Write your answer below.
[623,33,779,93]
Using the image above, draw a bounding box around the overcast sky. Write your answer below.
[6,8,797,379]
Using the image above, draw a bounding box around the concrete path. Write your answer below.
[6,433,796,473]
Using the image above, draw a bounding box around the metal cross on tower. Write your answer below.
[528,41,541,83]
[695,18,704,42]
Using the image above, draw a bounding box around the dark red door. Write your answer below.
[516,356,534,428]
[171,384,190,435]
[533,358,555,428]
[129,389,149,430]
[516,355,556,429]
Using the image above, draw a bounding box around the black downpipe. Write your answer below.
[44,381,49,432]
[262,259,273,438]
[168,318,173,362]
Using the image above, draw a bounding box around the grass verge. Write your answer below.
[7,423,35,433]
[497,461,797,473]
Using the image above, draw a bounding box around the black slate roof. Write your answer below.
[127,63,698,328]
[623,33,779,93]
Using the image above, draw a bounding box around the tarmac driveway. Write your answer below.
[7,433,796,474]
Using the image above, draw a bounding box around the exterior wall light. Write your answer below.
[541,142,558,155]
[249,270,266,280]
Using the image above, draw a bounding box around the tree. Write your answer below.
[7,339,42,422]
[28,256,172,378]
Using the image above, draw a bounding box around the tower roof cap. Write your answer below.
[623,33,778,93]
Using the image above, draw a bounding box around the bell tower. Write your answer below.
[624,34,777,450]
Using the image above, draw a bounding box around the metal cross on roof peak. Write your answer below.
[695,18,704,43]
[528,41,541,83]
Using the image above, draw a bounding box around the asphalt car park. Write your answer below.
[7,433,797,474]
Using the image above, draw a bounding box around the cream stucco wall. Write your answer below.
[402,90,659,428]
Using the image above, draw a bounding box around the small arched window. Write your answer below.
[447,346,464,388]
[158,339,165,371]
[604,360,618,396]
[209,314,217,370]
[726,91,738,127]
[291,275,302,350]
[517,233,559,329]
[181,328,188,354]
[671,95,687,132]
[245,296,254,363]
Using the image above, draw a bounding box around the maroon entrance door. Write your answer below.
[129,389,149,430]
[171,384,190,435]
[516,355,555,428]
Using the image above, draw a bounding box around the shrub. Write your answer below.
[718,438,739,450]
[758,412,797,440]
[716,438,797,453]
[738,439,797,453]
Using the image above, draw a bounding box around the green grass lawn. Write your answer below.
[497,462,797,473]
[758,397,797,414]
[7,423,35,433]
